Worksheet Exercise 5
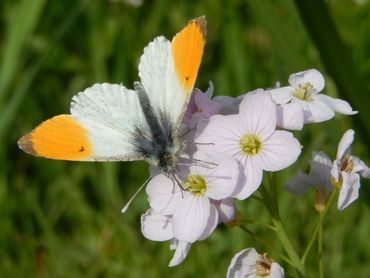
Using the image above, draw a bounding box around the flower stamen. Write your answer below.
[293,82,314,101]
[340,155,354,173]
[255,253,272,277]
[240,134,261,156]
[183,175,207,196]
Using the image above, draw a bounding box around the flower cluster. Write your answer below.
[137,69,364,275]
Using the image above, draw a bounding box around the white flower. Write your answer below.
[227,248,284,278]
[285,151,333,211]
[331,129,370,210]
[140,209,192,267]
[146,152,242,243]
[196,90,301,199]
[270,69,357,124]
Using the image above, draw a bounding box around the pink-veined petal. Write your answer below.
[301,98,335,123]
[269,86,295,104]
[239,90,277,141]
[336,129,354,162]
[276,102,304,130]
[198,203,218,240]
[233,157,263,200]
[360,166,370,179]
[213,95,243,115]
[258,130,301,172]
[195,114,242,155]
[314,94,357,115]
[168,241,192,267]
[338,172,360,210]
[141,209,173,241]
[214,198,236,224]
[227,248,260,278]
[173,196,210,243]
[199,153,241,200]
[146,174,181,215]
[289,69,325,93]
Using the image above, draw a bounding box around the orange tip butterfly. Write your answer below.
[18,17,206,181]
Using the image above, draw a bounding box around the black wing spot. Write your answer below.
[185,76,190,81]
[79,146,85,152]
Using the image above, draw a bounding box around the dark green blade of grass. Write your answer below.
[294,0,370,146]
[0,0,46,102]
[0,0,89,142]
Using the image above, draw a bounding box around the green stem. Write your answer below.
[239,224,292,265]
[242,218,276,231]
[318,213,324,278]
[259,180,306,276]
[301,189,337,264]
[272,217,306,276]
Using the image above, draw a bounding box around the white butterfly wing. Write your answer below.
[138,17,206,132]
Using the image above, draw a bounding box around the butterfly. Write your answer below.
[18,17,206,182]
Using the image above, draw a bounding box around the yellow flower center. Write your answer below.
[256,254,272,277]
[240,134,262,155]
[183,175,207,196]
[293,82,314,101]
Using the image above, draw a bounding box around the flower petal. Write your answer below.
[289,69,325,93]
[173,196,210,243]
[195,114,242,155]
[141,209,173,241]
[213,95,243,115]
[314,94,357,115]
[258,130,301,172]
[336,129,354,162]
[270,263,285,278]
[146,174,181,215]
[300,98,335,123]
[214,198,236,224]
[197,153,241,200]
[239,90,277,141]
[168,241,192,267]
[198,203,218,240]
[269,86,295,104]
[309,151,333,192]
[285,170,314,195]
[227,248,260,278]
[233,157,263,200]
[338,172,360,210]
[276,102,304,130]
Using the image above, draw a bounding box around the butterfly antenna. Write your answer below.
[177,156,218,169]
[121,175,152,214]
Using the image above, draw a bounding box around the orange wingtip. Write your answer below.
[171,16,206,93]
[18,115,92,161]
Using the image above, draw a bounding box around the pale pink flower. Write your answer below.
[184,82,220,129]
[227,248,284,278]
[285,151,333,211]
[331,129,370,210]
[140,209,192,267]
[270,69,357,125]
[196,90,301,199]
[146,152,242,243]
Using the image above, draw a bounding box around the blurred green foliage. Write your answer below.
[1,0,370,277]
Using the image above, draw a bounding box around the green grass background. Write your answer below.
[1,0,370,277]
